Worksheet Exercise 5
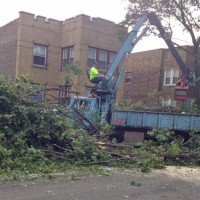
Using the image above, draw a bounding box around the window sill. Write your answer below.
[125,82,131,84]
[32,64,47,69]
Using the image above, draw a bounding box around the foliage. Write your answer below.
[132,101,144,110]
[100,123,113,134]
[188,130,200,149]
[181,101,200,114]
[166,143,181,157]
[115,99,144,110]
[148,129,175,143]
[147,128,200,165]
[0,74,200,180]
[0,74,109,179]
[148,90,163,107]
[60,60,83,85]
[115,99,133,109]
[130,180,141,187]
[65,61,83,84]
[123,0,200,44]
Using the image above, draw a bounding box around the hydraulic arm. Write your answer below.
[71,12,195,125]
[105,12,194,96]
[147,12,194,85]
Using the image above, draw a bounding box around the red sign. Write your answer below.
[117,118,123,124]
[175,86,189,100]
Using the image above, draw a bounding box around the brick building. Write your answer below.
[0,11,125,104]
[0,11,194,108]
[122,46,194,108]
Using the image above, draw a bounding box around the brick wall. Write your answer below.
[0,12,194,107]
[15,12,125,97]
[60,14,126,95]
[17,12,62,86]
[118,49,163,107]
[0,19,18,81]
[119,46,194,107]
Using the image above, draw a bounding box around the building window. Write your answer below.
[98,50,107,70]
[125,72,133,84]
[87,47,116,71]
[164,69,179,86]
[61,46,74,70]
[88,47,96,69]
[108,52,116,65]
[33,45,47,67]
[162,99,176,107]
[59,85,71,106]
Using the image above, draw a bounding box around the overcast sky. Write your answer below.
[0,0,128,26]
[0,0,192,52]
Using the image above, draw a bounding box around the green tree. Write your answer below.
[58,60,83,96]
[123,0,200,106]
[63,61,83,85]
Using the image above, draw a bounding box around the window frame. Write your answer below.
[33,44,47,67]
[164,69,179,86]
[162,99,176,107]
[87,47,117,71]
[87,47,97,70]
[61,46,74,70]
[125,72,133,84]
[98,49,107,71]
[108,52,116,65]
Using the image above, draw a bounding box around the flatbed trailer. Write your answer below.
[113,109,200,132]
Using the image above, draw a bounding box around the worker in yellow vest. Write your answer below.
[89,62,108,90]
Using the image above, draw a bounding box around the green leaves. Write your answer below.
[149,128,175,143]
[0,74,108,179]
[0,74,199,180]
[62,60,83,85]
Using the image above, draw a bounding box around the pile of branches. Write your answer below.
[96,128,200,170]
[0,75,109,170]
[0,74,199,175]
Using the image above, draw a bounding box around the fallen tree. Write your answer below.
[0,74,199,179]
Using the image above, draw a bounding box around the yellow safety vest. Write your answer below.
[89,67,99,80]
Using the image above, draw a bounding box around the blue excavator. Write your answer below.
[69,12,195,133]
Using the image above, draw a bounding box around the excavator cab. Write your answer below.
[174,77,189,100]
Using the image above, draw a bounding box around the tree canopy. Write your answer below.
[123,0,200,50]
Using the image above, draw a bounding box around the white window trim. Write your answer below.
[62,46,74,69]
[162,99,176,107]
[87,47,117,70]
[33,45,47,67]
[164,69,179,86]
[109,52,116,64]
[88,47,97,60]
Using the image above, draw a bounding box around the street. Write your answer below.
[0,166,199,200]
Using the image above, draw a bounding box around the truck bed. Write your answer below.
[113,109,200,132]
